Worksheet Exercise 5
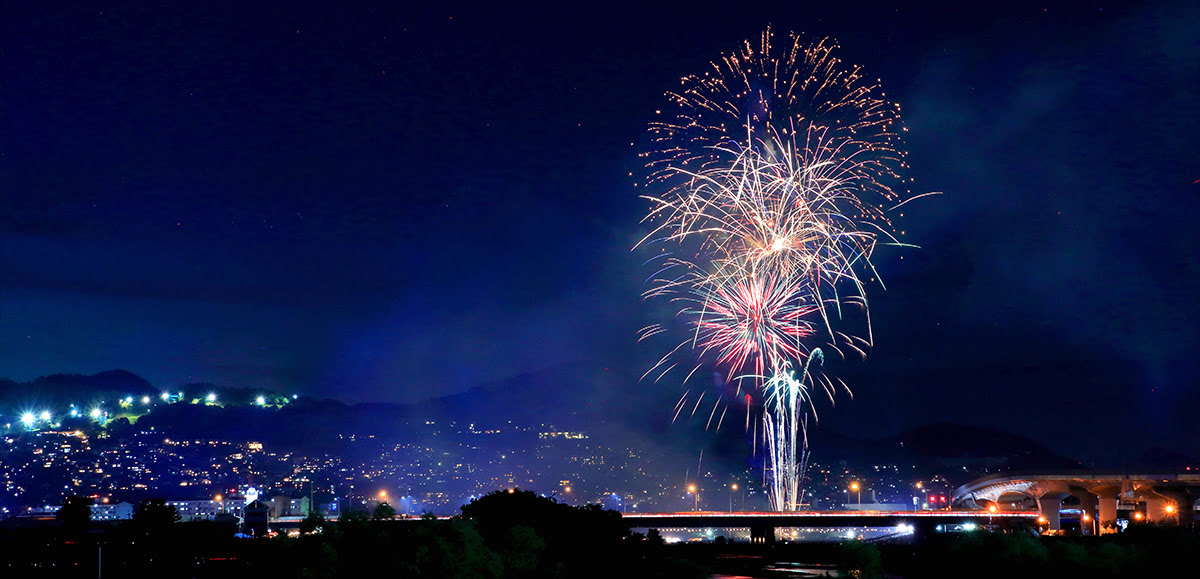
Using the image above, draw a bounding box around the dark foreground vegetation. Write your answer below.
[2,492,1196,578]
[0,490,707,579]
[697,524,1200,579]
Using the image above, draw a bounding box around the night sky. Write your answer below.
[3,1,1198,462]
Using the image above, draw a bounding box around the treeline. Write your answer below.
[835,526,1200,579]
[0,490,708,578]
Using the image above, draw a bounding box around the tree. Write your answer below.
[839,540,883,579]
[372,501,396,521]
[299,510,327,534]
[132,498,180,531]
[460,489,627,577]
[57,495,93,531]
[646,528,665,547]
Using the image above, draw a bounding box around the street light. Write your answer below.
[729,483,738,513]
[849,482,861,509]
[688,484,698,512]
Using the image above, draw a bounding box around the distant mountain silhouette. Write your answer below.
[801,422,1083,475]
[2,369,1103,475]
[0,369,156,406]
[1125,447,1200,472]
[894,422,1083,470]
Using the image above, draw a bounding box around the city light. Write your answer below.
[142,396,151,404]
[20,413,35,426]
[39,411,51,421]
[206,393,217,403]
[256,396,266,406]
[1165,504,1177,515]
[90,408,102,419]
[161,392,170,401]
[988,505,998,513]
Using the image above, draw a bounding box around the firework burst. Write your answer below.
[638,28,920,512]
[642,27,911,217]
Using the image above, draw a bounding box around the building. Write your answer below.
[91,502,134,521]
[165,499,222,521]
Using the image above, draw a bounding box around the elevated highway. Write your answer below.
[952,472,1200,532]
[621,510,1038,543]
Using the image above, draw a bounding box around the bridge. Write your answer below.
[271,510,1037,542]
[952,472,1200,532]
[621,510,1039,543]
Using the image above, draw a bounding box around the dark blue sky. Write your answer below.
[3,1,1198,460]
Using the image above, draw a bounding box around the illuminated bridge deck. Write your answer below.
[621,510,1039,530]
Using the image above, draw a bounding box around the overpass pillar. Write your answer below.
[1037,492,1066,531]
[1070,487,1099,536]
[1145,496,1170,523]
[750,525,775,545]
[1096,488,1119,534]
[910,520,938,543]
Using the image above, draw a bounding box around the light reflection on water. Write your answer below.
[713,562,838,578]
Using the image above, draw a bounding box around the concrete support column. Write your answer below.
[911,520,938,543]
[1096,488,1119,534]
[750,525,775,544]
[1037,493,1065,531]
[1071,487,1099,536]
[1145,496,1169,523]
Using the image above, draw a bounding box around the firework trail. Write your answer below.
[638,28,916,512]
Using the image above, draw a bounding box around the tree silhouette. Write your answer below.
[372,501,396,521]
[132,498,180,531]
[460,489,628,577]
[56,495,93,532]
[299,510,327,534]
